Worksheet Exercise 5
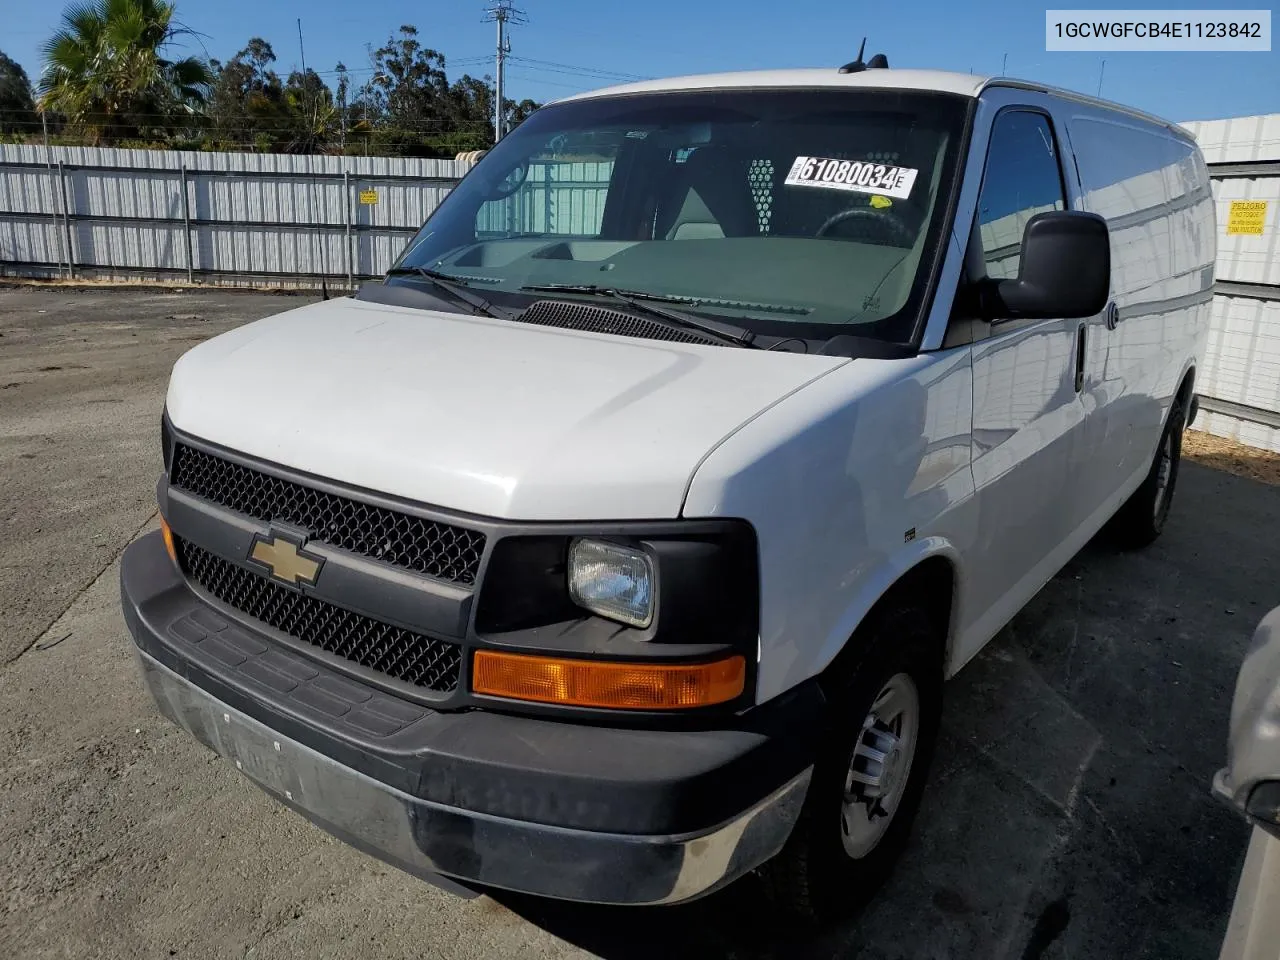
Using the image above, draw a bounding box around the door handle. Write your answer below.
[1104,301,1120,330]
[1074,324,1087,393]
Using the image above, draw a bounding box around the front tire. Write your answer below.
[760,605,942,924]
[1110,397,1185,548]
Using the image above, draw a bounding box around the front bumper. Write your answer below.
[121,531,815,905]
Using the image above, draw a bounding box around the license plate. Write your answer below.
[214,712,302,800]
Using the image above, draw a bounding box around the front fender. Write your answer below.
[683,350,976,705]
[808,536,965,684]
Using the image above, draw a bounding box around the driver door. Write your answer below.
[962,107,1088,642]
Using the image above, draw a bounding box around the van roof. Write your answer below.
[551,67,1186,137]
[555,68,992,102]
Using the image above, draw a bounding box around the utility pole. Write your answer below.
[297,19,309,103]
[297,17,329,297]
[336,62,349,153]
[364,43,376,157]
[484,1,525,144]
[296,18,317,140]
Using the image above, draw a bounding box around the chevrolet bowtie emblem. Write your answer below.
[248,532,323,587]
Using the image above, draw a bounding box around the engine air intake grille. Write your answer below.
[515,299,725,346]
[176,538,462,693]
[170,443,486,586]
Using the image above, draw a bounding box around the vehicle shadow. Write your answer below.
[490,462,1276,959]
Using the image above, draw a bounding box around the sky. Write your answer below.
[2,0,1277,123]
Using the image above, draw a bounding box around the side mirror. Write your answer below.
[981,210,1111,321]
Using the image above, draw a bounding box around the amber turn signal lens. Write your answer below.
[472,650,746,710]
[159,515,177,564]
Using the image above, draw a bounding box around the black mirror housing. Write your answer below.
[980,210,1111,321]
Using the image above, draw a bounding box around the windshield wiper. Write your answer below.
[385,266,509,319]
[519,283,759,349]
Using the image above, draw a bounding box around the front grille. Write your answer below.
[176,538,462,693]
[170,444,486,586]
[515,299,725,346]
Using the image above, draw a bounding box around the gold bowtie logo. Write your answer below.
[248,533,323,587]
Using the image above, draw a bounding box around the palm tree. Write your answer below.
[39,0,211,143]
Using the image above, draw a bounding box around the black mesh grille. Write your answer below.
[176,538,461,693]
[515,299,725,346]
[170,444,486,586]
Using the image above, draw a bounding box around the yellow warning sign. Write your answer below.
[359,189,378,205]
[1226,200,1267,236]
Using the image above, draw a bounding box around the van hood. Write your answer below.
[165,297,846,520]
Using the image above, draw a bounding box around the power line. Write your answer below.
[505,62,632,83]
[310,55,492,78]
[505,72,592,92]
[507,56,650,82]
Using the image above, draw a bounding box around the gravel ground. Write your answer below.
[0,286,302,667]
[1,286,1276,960]
[1183,429,1280,486]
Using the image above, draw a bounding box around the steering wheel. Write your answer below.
[488,161,529,199]
[816,205,915,245]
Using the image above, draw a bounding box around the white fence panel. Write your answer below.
[0,143,474,286]
[1182,113,1280,451]
[1211,177,1280,286]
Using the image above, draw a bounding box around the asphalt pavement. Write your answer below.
[0,285,1274,960]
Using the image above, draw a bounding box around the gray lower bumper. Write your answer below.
[136,649,811,905]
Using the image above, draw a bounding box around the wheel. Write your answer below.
[1109,397,1185,548]
[760,605,942,924]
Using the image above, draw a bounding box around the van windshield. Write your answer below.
[392,87,969,344]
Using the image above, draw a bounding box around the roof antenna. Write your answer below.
[838,38,867,74]
[866,52,889,69]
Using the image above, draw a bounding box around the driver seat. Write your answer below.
[657,146,756,240]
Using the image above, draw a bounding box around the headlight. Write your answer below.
[568,538,654,628]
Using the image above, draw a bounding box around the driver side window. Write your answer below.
[977,111,1067,279]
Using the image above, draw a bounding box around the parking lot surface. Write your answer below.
[1,286,1275,959]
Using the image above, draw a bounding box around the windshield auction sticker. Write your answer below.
[784,157,919,199]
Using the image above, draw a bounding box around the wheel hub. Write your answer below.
[840,673,920,858]
[848,720,902,800]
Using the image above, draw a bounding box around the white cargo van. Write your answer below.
[121,62,1215,921]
